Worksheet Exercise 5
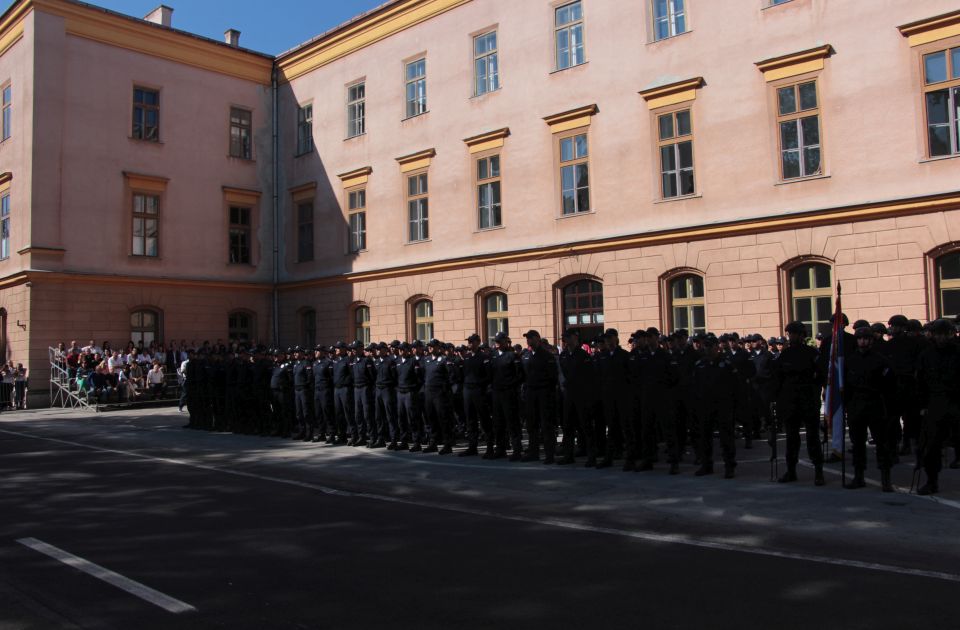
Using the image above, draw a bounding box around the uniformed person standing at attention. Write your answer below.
[422,339,454,454]
[596,329,633,470]
[558,329,596,466]
[520,330,559,464]
[693,335,738,478]
[844,326,894,491]
[312,346,336,443]
[460,334,491,457]
[332,342,355,445]
[375,342,399,450]
[352,343,378,447]
[915,318,960,495]
[772,322,825,486]
[292,348,313,441]
[395,342,421,451]
[489,331,522,460]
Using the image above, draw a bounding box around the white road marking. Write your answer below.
[4,428,960,585]
[16,537,196,614]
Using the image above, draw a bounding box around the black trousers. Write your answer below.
[314,388,333,435]
[562,389,595,459]
[295,389,313,435]
[397,390,420,444]
[270,389,285,435]
[780,398,823,468]
[424,388,453,446]
[491,388,521,451]
[525,387,557,456]
[375,387,397,443]
[698,405,736,467]
[334,387,354,439]
[848,396,890,471]
[602,393,635,460]
[919,394,959,479]
[463,386,491,446]
[353,386,375,440]
[641,397,678,463]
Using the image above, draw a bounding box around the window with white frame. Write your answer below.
[477,154,502,229]
[555,2,585,70]
[405,59,427,118]
[297,103,313,155]
[923,47,960,157]
[657,109,695,198]
[653,0,686,41]
[474,31,500,96]
[407,172,428,242]
[348,188,367,253]
[777,79,822,179]
[347,82,366,138]
[559,132,590,215]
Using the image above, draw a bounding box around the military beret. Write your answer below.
[888,314,909,328]
[427,338,441,347]
[767,337,778,346]
[399,342,412,351]
[412,340,425,348]
[930,319,954,336]
[728,332,740,341]
[854,327,873,339]
[871,323,887,335]
[466,333,481,343]
[390,340,401,348]
[907,319,923,332]
[365,343,378,352]
[646,327,660,337]
[523,330,541,339]
[785,321,807,336]
[852,320,870,331]
[702,334,719,347]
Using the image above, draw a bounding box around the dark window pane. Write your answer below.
[689,276,704,297]
[680,169,695,195]
[928,124,951,157]
[658,114,674,140]
[676,110,691,136]
[925,51,947,84]
[660,145,676,171]
[782,150,801,179]
[576,185,590,213]
[927,90,950,124]
[795,298,812,323]
[672,279,687,300]
[662,173,677,198]
[798,81,817,110]
[780,121,799,150]
[816,296,832,321]
[673,307,689,330]
[814,264,831,288]
[953,48,960,79]
[692,306,705,330]
[575,134,588,158]
[803,147,821,176]
[801,116,820,146]
[793,266,811,290]
[560,137,573,162]
[778,86,797,115]
[678,141,693,168]
[940,254,960,280]
[942,289,960,318]
[490,156,500,177]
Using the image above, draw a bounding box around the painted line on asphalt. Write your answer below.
[4,427,960,585]
[16,537,196,614]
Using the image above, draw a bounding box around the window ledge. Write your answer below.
[344,133,366,142]
[471,88,502,100]
[474,225,506,233]
[402,111,430,122]
[556,209,596,221]
[227,155,255,163]
[294,150,314,158]
[775,173,831,186]
[128,137,164,146]
[919,153,960,164]
[762,0,797,9]
[128,255,162,261]
[654,193,702,205]
[648,29,693,46]
[405,239,432,246]
[550,61,588,76]
[347,249,367,255]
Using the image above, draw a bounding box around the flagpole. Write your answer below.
[838,282,846,487]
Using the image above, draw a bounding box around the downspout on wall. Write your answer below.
[271,65,280,346]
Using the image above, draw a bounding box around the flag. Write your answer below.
[825,283,844,447]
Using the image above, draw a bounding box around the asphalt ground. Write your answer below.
[1,408,958,629]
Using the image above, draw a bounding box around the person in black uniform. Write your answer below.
[291,348,313,441]
[422,339,454,454]
[460,333,491,457]
[693,335,738,478]
[446,344,466,439]
[882,315,922,458]
[351,342,378,447]
[915,318,960,495]
[490,331,522,460]
[269,350,289,437]
[395,342,421,451]
[726,333,757,449]
[375,342,399,449]
[637,328,680,473]
[519,330,559,464]
[312,346,335,442]
[844,326,894,491]
[558,329,596,466]
[772,322,825,486]
[235,348,254,434]
[224,351,240,432]
[749,336,775,443]
[596,329,633,469]
[332,342,355,444]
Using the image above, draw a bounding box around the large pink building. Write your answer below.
[1,0,959,404]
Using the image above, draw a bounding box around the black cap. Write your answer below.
[428,338,441,347]
[603,328,619,338]
[854,327,873,340]
[871,323,888,335]
[335,341,347,349]
[785,321,807,336]
[466,333,481,343]
[523,330,540,339]
[399,342,412,351]
[561,328,581,340]
[365,343,378,352]
[412,340,424,348]
[390,340,401,348]
[701,334,719,347]
[852,319,870,330]
[494,331,509,343]
[930,319,954,335]
[888,315,909,327]
[767,337,778,346]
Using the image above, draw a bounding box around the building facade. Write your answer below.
[1,0,959,404]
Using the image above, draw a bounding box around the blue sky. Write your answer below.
[17,0,389,55]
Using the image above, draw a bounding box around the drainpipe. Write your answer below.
[271,65,280,346]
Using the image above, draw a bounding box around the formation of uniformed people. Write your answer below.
[180,313,960,496]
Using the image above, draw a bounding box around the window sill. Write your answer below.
[128,254,162,261]
[653,193,702,205]
[227,155,255,163]
[550,61,588,75]
[556,209,595,221]
[347,249,367,255]
[405,238,432,246]
[402,111,430,122]
[762,0,797,9]
[294,151,314,158]
[775,173,831,186]
[227,262,256,267]
[344,132,366,142]
[474,224,505,233]
[919,153,960,164]
[648,30,692,45]
[128,137,163,145]
[471,88,502,100]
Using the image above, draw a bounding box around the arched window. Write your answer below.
[937,252,960,319]
[790,263,833,337]
[413,300,433,342]
[302,309,317,348]
[131,309,160,346]
[563,279,604,341]
[228,311,253,343]
[355,305,371,344]
[669,274,705,334]
[484,292,509,341]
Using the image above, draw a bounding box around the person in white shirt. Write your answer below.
[147,361,165,399]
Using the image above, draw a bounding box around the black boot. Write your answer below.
[458,442,479,457]
[778,466,798,483]
[481,443,496,460]
[881,469,893,492]
[694,463,713,476]
[724,464,735,479]
[917,473,939,495]
[845,470,866,489]
[814,465,825,487]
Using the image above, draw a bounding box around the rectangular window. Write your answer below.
[923,47,960,158]
[297,201,313,262]
[348,189,367,253]
[132,87,159,142]
[405,59,427,118]
[474,31,500,96]
[653,0,686,41]
[555,2,585,70]
[559,132,590,215]
[407,172,428,242]
[657,109,695,198]
[776,80,821,180]
[297,104,313,155]
[2,84,10,141]
[229,107,252,159]
[132,193,159,257]
[229,206,251,264]
[0,192,9,260]
[347,82,366,138]
[477,154,502,229]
